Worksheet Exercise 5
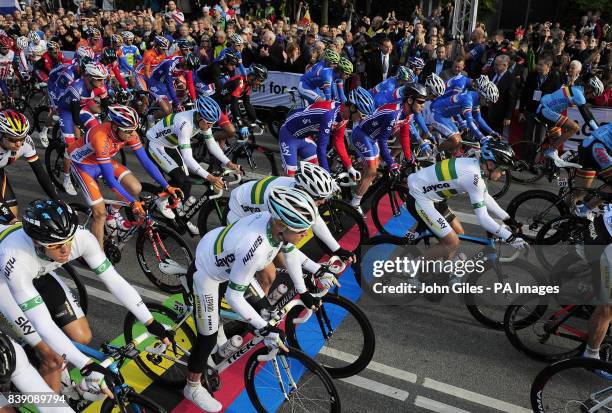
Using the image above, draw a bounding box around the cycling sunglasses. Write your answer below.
[2,134,26,143]
[40,235,75,250]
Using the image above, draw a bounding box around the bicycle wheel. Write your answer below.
[503,298,587,362]
[535,215,591,271]
[101,390,167,413]
[370,184,411,236]
[196,198,229,235]
[530,357,612,413]
[485,170,511,200]
[317,199,368,254]
[506,189,569,242]
[123,302,195,388]
[231,143,278,178]
[510,140,546,184]
[463,259,546,330]
[136,225,193,293]
[68,202,94,230]
[266,106,289,140]
[245,346,341,413]
[44,140,68,190]
[48,264,88,316]
[284,294,375,378]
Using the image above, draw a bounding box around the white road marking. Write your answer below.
[339,375,410,401]
[423,379,531,413]
[60,276,122,306]
[415,396,472,413]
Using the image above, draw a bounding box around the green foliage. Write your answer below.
[478,0,498,16]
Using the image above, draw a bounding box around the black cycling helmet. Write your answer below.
[182,52,200,70]
[249,63,268,81]
[22,199,78,245]
[481,140,516,168]
[100,48,117,64]
[0,331,16,385]
[222,51,240,66]
[402,83,428,101]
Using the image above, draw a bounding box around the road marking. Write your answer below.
[60,276,122,305]
[423,378,531,413]
[339,375,410,401]
[320,347,417,383]
[415,396,472,413]
[76,268,170,303]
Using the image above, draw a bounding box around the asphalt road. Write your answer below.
[8,132,563,413]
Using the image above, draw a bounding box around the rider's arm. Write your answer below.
[164,70,180,107]
[242,93,258,124]
[201,130,231,166]
[184,70,197,102]
[99,162,136,202]
[578,104,599,131]
[311,214,341,252]
[315,117,332,171]
[29,158,59,200]
[414,112,433,140]
[132,144,170,189]
[331,119,352,169]
[0,280,43,347]
[472,107,495,135]
[332,79,347,103]
[175,122,210,178]
[464,172,512,240]
[483,191,511,220]
[110,63,128,90]
[461,108,487,141]
[280,244,309,294]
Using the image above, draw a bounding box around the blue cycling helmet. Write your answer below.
[396,66,416,83]
[266,187,318,231]
[177,38,193,50]
[408,56,425,70]
[196,95,221,123]
[154,35,170,49]
[481,140,515,167]
[348,87,375,116]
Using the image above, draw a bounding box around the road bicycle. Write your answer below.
[70,194,193,293]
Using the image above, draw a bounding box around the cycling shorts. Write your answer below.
[407,175,457,238]
[432,112,460,139]
[149,81,172,104]
[351,127,380,162]
[279,126,318,175]
[583,213,612,303]
[297,81,324,105]
[33,271,84,327]
[147,142,187,175]
[578,138,612,184]
[535,105,569,129]
[71,161,130,206]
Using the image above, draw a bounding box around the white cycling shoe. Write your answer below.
[33,129,49,148]
[62,175,77,196]
[155,197,176,219]
[183,381,222,412]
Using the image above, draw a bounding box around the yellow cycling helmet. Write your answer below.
[337,57,353,75]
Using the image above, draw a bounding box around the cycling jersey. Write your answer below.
[47,63,78,107]
[215,47,247,75]
[218,74,257,128]
[121,44,141,70]
[592,124,612,150]
[196,62,234,102]
[146,110,229,178]
[298,62,345,103]
[369,82,403,107]
[136,48,166,78]
[278,100,350,173]
[407,157,511,239]
[430,91,494,141]
[69,122,169,204]
[147,55,196,106]
[57,78,109,143]
[97,54,128,90]
[444,74,471,96]
[0,50,14,96]
[579,125,612,183]
[227,176,341,252]
[0,223,154,369]
[36,52,66,77]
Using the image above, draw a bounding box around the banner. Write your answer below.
[0,0,19,14]
[250,70,302,108]
[563,106,612,151]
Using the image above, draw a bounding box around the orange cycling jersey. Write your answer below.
[68,122,141,165]
[138,49,167,78]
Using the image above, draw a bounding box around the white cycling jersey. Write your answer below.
[227,176,340,252]
[0,135,38,168]
[0,50,14,80]
[407,157,512,239]
[193,212,319,334]
[0,223,153,369]
[146,110,230,178]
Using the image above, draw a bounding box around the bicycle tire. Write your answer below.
[196,197,229,235]
[317,199,369,255]
[123,302,195,388]
[266,106,288,140]
[244,346,341,413]
[486,170,511,200]
[530,357,612,413]
[464,259,546,330]
[284,294,375,378]
[509,140,546,184]
[136,225,193,293]
[100,390,167,413]
[231,143,278,177]
[370,183,411,236]
[506,189,570,242]
[44,140,68,191]
[534,215,591,271]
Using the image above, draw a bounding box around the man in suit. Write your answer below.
[422,45,451,79]
[440,57,467,81]
[365,38,399,89]
[485,54,517,133]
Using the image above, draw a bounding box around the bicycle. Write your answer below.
[70,194,193,293]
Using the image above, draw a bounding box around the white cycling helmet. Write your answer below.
[16,36,28,50]
[230,33,244,45]
[30,43,46,56]
[28,31,41,44]
[475,74,490,89]
[295,162,336,200]
[425,73,446,97]
[587,75,604,96]
[478,81,499,103]
[84,62,109,80]
[76,45,95,60]
[266,187,318,231]
[121,31,134,41]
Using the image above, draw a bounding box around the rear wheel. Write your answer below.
[506,190,569,242]
[371,184,411,237]
[317,199,368,254]
[510,140,546,184]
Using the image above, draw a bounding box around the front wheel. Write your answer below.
[245,346,341,413]
[506,190,569,242]
[44,140,69,191]
[100,390,167,412]
[196,198,229,235]
[317,199,368,254]
[284,294,375,378]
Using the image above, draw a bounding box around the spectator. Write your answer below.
[464,27,486,77]
[256,29,286,70]
[423,44,450,78]
[343,32,356,63]
[212,30,226,58]
[594,71,612,107]
[284,41,307,73]
[485,54,517,133]
[365,37,398,89]
[440,56,466,81]
[562,59,582,85]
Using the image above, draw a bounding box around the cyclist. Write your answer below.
[98,48,129,91]
[430,79,501,155]
[0,110,59,223]
[26,31,47,61]
[76,28,103,55]
[56,62,111,195]
[146,95,241,229]
[32,41,66,83]
[147,53,199,116]
[405,140,527,283]
[536,74,604,167]
[217,63,268,144]
[120,31,141,72]
[13,36,30,82]
[349,84,420,214]
[407,56,426,80]
[0,200,174,399]
[183,187,327,412]
[369,66,417,107]
[215,33,247,76]
[298,53,351,104]
[136,35,169,80]
[0,36,15,105]
[68,105,181,247]
[171,39,195,58]
[108,34,132,76]
[0,331,74,413]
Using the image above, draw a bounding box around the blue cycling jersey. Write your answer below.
[48,63,78,103]
[444,74,471,96]
[431,91,494,141]
[300,63,336,100]
[592,124,612,151]
[57,78,98,109]
[121,45,141,69]
[540,85,587,113]
[148,56,182,105]
[369,81,403,107]
[371,77,399,95]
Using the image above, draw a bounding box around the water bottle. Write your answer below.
[217,335,243,358]
[267,283,288,306]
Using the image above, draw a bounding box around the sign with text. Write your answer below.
[250,71,302,108]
